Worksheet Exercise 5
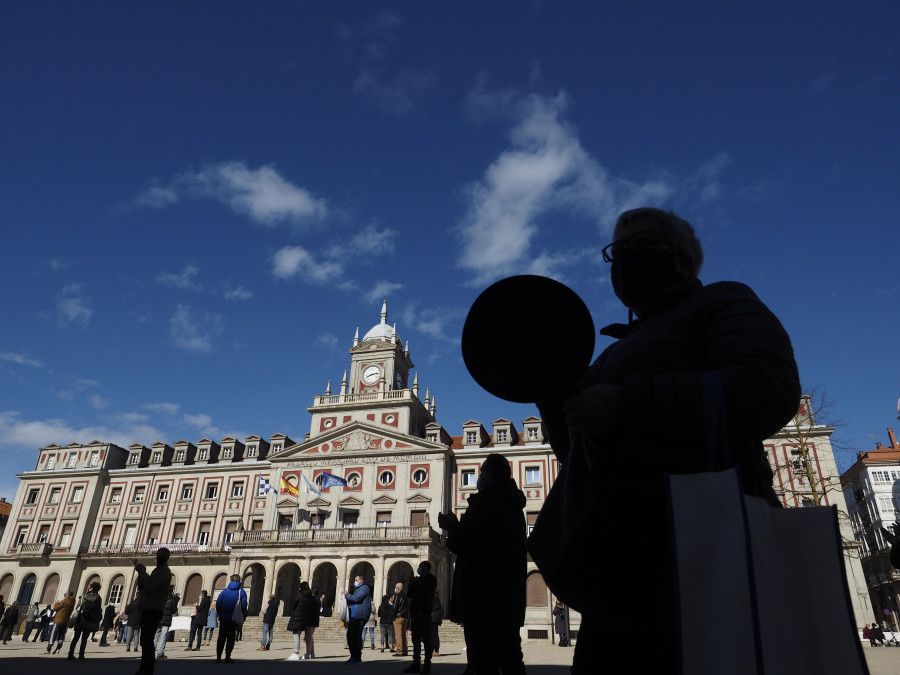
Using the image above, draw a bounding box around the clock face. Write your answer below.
[363,365,381,384]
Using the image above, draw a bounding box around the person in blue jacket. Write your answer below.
[341,574,371,664]
[214,575,247,663]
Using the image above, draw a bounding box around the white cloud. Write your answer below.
[0,410,164,451]
[143,402,180,416]
[0,351,42,367]
[223,285,253,301]
[183,413,219,437]
[362,280,403,304]
[331,224,399,258]
[314,332,339,350]
[456,86,679,283]
[89,395,110,410]
[400,303,465,344]
[135,162,327,227]
[56,283,93,327]
[169,304,223,353]
[271,246,344,283]
[156,264,202,290]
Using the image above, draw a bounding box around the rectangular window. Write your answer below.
[175,450,185,462]
[59,523,73,547]
[49,487,62,504]
[526,512,539,535]
[465,431,477,444]
[376,511,392,527]
[152,451,162,463]
[26,488,40,505]
[199,448,208,460]
[222,447,233,459]
[310,514,324,529]
[88,451,100,467]
[181,484,194,500]
[99,525,112,548]
[224,521,238,543]
[123,525,136,546]
[272,444,282,453]
[525,467,541,485]
[71,486,84,503]
[247,446,257,457]
[129,453,140,465]
[278,514,293,530]
[156,485,169,501]
[496,430,508,443]
[110,486,122,504]
[172,523,186,543]
[231,481,245,498]
[461,470,476,488]
[342,512,359,528]
[205,483,219,500]
[66,454,77,468]
[198,522,211,545]
[528,427,539,440]
[46,455,57,470]
[251,519,264,531]
[133,486,146,503]
[37,524,51,543]
[109,583,124,605]
[146,523,160,545]
[410,510,427,527]
[14,526,28,546]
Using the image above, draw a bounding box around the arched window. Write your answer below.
[18,573,37,605]
[41,573,60,605]
[184,573,203,605]
[0,574,14,603]
[526,571,548,607]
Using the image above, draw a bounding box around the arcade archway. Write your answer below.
[387,561,415,594]
[243,563,266,616]
[275,563,301,616]
[311,562,337,617]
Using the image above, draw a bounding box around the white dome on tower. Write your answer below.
[362,300,398,344]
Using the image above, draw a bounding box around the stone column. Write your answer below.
[375,554,386,598]
[265,556,278,598]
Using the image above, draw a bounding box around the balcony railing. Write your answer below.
[311,389,418,407]
[232,525,440,547]
[79,541,231,557]
[16,542,53,557]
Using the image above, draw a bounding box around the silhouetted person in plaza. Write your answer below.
[439,453,527,675]
[47,590,75,653]
[67,581,103,660]
[404,560,437,673]
[134,547,173,674]
[391,581,410,656]
[535,207,801,672]
[0,600,20,644]
[341,573,371,664]
[187,589,210,650]
[215,574,248,663]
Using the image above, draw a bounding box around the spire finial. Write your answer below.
[353,327,359,347]
[380,300,388,324]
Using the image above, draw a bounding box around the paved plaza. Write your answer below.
[4,636,900,673]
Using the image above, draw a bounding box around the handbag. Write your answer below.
[337,594,349,622]
[526,435,597,616]
[666,372,868,674]
[230,592,245,626]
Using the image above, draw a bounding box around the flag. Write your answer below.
[258,477,277,495]
[321,472,347,488]
[280,477,299,497]
[300,474,320,496]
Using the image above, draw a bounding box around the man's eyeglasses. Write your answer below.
[601,230,666,263]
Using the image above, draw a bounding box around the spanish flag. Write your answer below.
[280,477,299,497]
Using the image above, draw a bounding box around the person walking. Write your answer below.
[341,573,371,664]
[123,595,141,650]
[404,560,437,674]
[98,603,116,646]
[134,548,173,675]
[259,594,279,651]
[377,594,395,653]
[154,590,179,659]
[214,574,247,663]
[37,605,53,642]
[391,582,410,657]
[0,600,20,644]
[46,591,76,654]
[187,590,210,651]
[22,602,41,642]
[286,581,315,661]
[67,581,103,660]
[203,605,217,646]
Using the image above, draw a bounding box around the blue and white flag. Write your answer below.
[321,472,348,488]
[258,477,278,495]
[300,474,321,495]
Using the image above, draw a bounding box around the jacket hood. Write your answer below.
[227,580,242,590]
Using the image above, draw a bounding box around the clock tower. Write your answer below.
[348,300,412,394]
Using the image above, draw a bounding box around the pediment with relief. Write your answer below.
[406,493,431,504]
[275,421,443,459]
[339,496,365,507]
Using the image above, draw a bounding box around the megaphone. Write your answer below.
[461,275,595,403]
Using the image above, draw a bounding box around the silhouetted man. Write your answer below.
[134,548,173,675]
[404,560,437,673]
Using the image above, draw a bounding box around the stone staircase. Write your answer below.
[228,615,465,645]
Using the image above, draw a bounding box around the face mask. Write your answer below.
[417,568,423,576]
[611,249,683,309]
[476,475,484,492]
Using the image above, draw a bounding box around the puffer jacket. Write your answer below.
[52,596,75,625]
[286,591,312,633]
[78,592,103,633]
[159,594,179,627]
[215,581,247,624]
[447,478,527,626]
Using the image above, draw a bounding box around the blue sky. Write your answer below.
[2,2,898,501]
